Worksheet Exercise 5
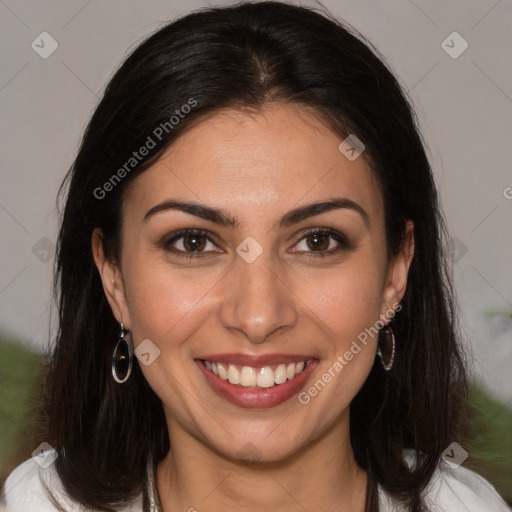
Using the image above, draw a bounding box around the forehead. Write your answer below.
[124,103,383,224]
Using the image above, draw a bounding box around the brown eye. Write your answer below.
[306,233,330,251]
[292,228,353,255]
[182,233,207,252]
[164,229,221,257]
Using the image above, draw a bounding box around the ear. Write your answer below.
[380,220,415,318]
[91,228,131,330]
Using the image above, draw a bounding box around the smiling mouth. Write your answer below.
[200,359,313,389]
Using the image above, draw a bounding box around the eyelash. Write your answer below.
[161,228,354,260]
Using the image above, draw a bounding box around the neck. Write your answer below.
[156,411,367,512]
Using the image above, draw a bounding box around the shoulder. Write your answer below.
[379,450,510,512]
[0,449,142,512]
[423,458,510,512]
[0,450,75,511]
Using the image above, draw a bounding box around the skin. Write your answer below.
[92,103,414,511]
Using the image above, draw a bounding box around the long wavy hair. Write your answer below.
[17,2,469,511]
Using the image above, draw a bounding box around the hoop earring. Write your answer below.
[112,322,133,383]
[376,324,395,371]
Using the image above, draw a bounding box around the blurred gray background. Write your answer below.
[1,0,511,404]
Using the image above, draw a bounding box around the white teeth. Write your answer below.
[217,363,228,380]
[240,366,257,386]
[204,359,310,388]
[256,367,275,388]
[274,364,287,384]
[227,364,240,385]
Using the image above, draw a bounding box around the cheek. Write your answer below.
[297,261,384,346]
[291,252,385,412]
[122,250,212,344]
[292,263,382,427]
[120,253,217,413]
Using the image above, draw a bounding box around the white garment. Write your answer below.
[1,449,510,511]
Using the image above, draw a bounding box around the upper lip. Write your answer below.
[198,353,316,367]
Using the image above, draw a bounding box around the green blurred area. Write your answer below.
[464,383,512,502]
[0,332,511,502]
[0,332,43,481]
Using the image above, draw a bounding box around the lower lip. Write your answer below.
[195,359,318,408]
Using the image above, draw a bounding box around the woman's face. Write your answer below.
[94,103,413,462]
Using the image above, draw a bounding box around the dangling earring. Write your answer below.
[377,324,395,371]
[112,322,133,383]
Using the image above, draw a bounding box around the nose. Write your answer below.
[218,253,298,344]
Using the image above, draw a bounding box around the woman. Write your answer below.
[1,2,509,511]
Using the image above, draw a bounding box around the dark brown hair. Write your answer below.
[15,2,469,510]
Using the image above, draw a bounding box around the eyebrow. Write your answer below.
[143,197,370,229]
